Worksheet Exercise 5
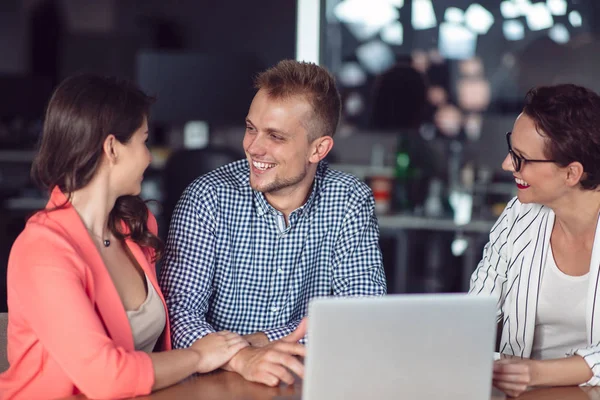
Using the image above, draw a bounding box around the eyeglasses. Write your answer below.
[506,131,557,172]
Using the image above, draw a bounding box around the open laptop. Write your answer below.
[302,294,497,400]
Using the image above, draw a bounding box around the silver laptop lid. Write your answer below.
[303,294,497,400]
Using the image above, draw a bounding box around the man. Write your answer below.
[160,60,386,387]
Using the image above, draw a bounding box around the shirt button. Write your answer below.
[277,268,283,273]
[271,306,279,313]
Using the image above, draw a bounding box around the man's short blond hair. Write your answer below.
[254,60,341,141]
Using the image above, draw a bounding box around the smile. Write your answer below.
[515,177,530,188]
[252,160,276,171]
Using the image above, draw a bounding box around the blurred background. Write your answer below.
[1,0,598,312]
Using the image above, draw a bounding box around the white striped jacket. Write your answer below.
[469,197,600,385]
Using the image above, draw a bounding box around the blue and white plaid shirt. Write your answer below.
[160,159,386,348]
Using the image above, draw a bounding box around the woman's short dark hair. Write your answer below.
[32,74,163,259]
[523,83,600,190]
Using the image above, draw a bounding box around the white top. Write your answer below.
[531,243,588,360]
[470,198,600,386]
[126,274,166,353]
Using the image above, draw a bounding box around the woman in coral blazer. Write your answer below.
[0,75,248,399]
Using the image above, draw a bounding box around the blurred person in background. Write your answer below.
[0,74,247,399]
[470,84,600,397]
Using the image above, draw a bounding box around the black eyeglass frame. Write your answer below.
[506,131,557,172]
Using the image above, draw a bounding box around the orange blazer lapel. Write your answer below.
[46,188,135,350]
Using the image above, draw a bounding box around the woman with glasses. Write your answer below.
[470,84,600,397]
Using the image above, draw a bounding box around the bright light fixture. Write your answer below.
[334,0,399,27]
[525,2,554,31]
[345,23,385,41]
[381,21,404,45]
[334,0,399,39]
[438,22,477,60]
[547,0,567,16]
[387,0,404,8]
[444,7,464,24]
[500,1,520,19]
[464,3,494,35]
[569,10,582,27]
[345,92,365,116]
[355,40,396,75]
[548,23,570,44]
[412,0,437,30]
[514,0,533,17]
[503,20,525,41]
[338,62,367,87]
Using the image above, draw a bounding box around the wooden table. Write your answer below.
[63,371,600,400]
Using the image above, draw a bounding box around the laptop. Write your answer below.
[302,294,497,400]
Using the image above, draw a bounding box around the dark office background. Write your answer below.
[2,0,600,312]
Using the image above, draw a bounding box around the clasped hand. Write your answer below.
[493,355,537,398]
[224,319,308,387]
[189,330,249,373]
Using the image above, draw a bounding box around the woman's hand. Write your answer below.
[493,356,539,397]
[493,354,595,397]
[190,331,249,373]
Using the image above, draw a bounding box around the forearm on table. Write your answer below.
[171,317,217,349]
[149,348,200,391]
[263,320,304,342]
[532,356,593,387]
[243,321,301,346]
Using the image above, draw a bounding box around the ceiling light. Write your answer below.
[387,0,404,8]
[464,3,494,35]
[549,23,570,44]
[503,20,525,41]
[546,0,567,16]
[345,23,385,41]
[525,2,554,31]
[569,10,582,27]
[338,62,367,87]
[381,21,404,45]
[514,0,533,18]
[334,0,399,39]
[438,22,477,60]
[412,0,437,30]
[356,40,396,74]
[345,92,365,116]
[500,1,520,19]
[444,7,464,24]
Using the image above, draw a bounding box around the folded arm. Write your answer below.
[160,188,219,349]
[332,191,387,296]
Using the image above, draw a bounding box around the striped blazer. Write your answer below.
[469,197,600,386]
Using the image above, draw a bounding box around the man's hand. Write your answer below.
[493,356,539,398]
[190,331,249,373]
[225,319,308,386]
[243,332,270,347]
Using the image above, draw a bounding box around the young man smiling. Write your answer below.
[160,60,387,387]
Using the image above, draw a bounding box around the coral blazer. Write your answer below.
[0,187,172,399]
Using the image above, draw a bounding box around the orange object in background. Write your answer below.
[368,176,393,214]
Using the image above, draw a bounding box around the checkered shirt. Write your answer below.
[160,159,386,348]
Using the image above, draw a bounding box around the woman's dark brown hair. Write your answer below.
[523,83,600,190]
[31,74,163,260]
